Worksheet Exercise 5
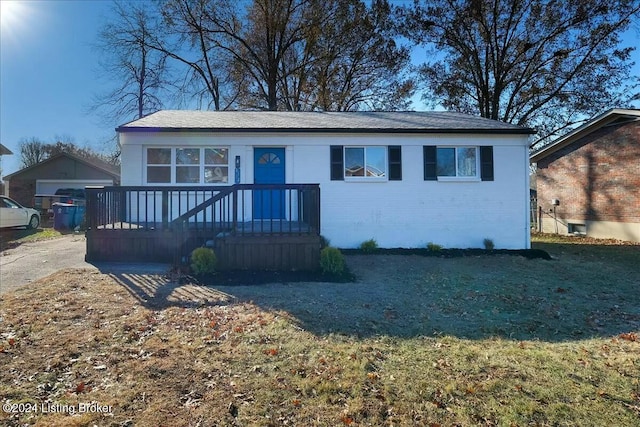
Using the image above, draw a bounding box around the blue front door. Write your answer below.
[254,147,285,219]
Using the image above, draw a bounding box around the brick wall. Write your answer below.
[537,121,640,225]
[8,178,36,207]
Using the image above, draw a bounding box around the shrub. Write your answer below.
[360,238,378,253]
[320,247,346,275]
[426,242,443,252]
[483,238,495,250]
[320,235,331,249]
[190,247,217,275]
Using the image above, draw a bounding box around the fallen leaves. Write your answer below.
[619,332,637,342]
[341,414,355,425]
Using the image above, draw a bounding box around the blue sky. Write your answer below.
[0,0,639,178]
[1,0,115,177]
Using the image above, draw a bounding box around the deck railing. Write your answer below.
[85,184,321,264]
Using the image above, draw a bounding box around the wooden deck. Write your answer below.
[85,184,321,270]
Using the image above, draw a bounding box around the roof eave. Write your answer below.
[3,152,120,180]
[0,144,13,156]
[116,126,535,135]
[531,108,640,162]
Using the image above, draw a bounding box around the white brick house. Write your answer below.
[117,110,533,249]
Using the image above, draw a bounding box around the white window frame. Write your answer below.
[436,146,480,181]
[145,147,230,185]
[146,148,172,184]
[344,146,388,182]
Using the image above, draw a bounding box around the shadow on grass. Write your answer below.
[103,269,237,309]
[102,245,639,343]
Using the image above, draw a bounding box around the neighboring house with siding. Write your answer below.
[531,108,640,242]
[117,110,533,249]
[4,152,120,207]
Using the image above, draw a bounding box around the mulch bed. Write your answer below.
[341,247,552,260]
[182,248,551,286]
[182,269,355,286]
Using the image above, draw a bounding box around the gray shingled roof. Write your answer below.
[117,110,533,134]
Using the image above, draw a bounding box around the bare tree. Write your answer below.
[204,0,316,110]
[18,136,118,169]
[305,0,414,111]
[18,138,48,168]
[399,0,640,146]
[153,0,232,111]
[218,0,413,111]
[93,0,413,113]
[90,0,170,123]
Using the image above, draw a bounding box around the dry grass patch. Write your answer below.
[1,247,640,426]
[0,228,62,252]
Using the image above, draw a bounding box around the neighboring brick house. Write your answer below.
[0,143,13,196]
[531,108,640,242]
[4,152,120,207]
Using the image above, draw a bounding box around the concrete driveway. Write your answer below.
[0,234,168,294]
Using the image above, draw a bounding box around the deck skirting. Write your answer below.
[86,229,321,271]
[214,235,320,271]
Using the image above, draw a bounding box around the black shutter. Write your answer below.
[330,145,344,181]
[423,146,437,180]
[480,146,494,181]
[388,146,402,181]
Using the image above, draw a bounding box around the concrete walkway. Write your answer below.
[0,234,168,294]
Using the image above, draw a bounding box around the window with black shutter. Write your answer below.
[388,146,402,181]
[330,145,344,180]
[423,146,437,180]
[480,146,494,181]
[424,145,494,180]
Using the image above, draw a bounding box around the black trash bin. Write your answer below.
[52,203,77,230]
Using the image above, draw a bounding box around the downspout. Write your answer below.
[525,137,531,249]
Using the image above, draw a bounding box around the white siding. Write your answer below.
[120,131,530,249]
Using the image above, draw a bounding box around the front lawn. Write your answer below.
[0,236,639,426]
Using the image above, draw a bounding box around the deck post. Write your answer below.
[162,189,169,229]
[315,186,321,232]
[232,186,238,235]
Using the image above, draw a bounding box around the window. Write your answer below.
[176,148,200,183]
[345,147,386,178]
[568,223,586,235]
[147,148,171,183]
[146,147,229,184]
[204,148,229,183]
[331,146,401,181]
[424,145,494,181]
[436,147,477,177]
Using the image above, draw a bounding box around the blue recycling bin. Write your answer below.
[73,205,86,229]
[52,203,77,230]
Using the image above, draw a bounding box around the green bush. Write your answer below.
[320,235,331,249]
[320,247,346,275]
[483,238,495,250]
[426,242,443,252]
[360,238,378,253]
[190,247,217,275]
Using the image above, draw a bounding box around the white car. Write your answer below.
[0,196,40,229]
